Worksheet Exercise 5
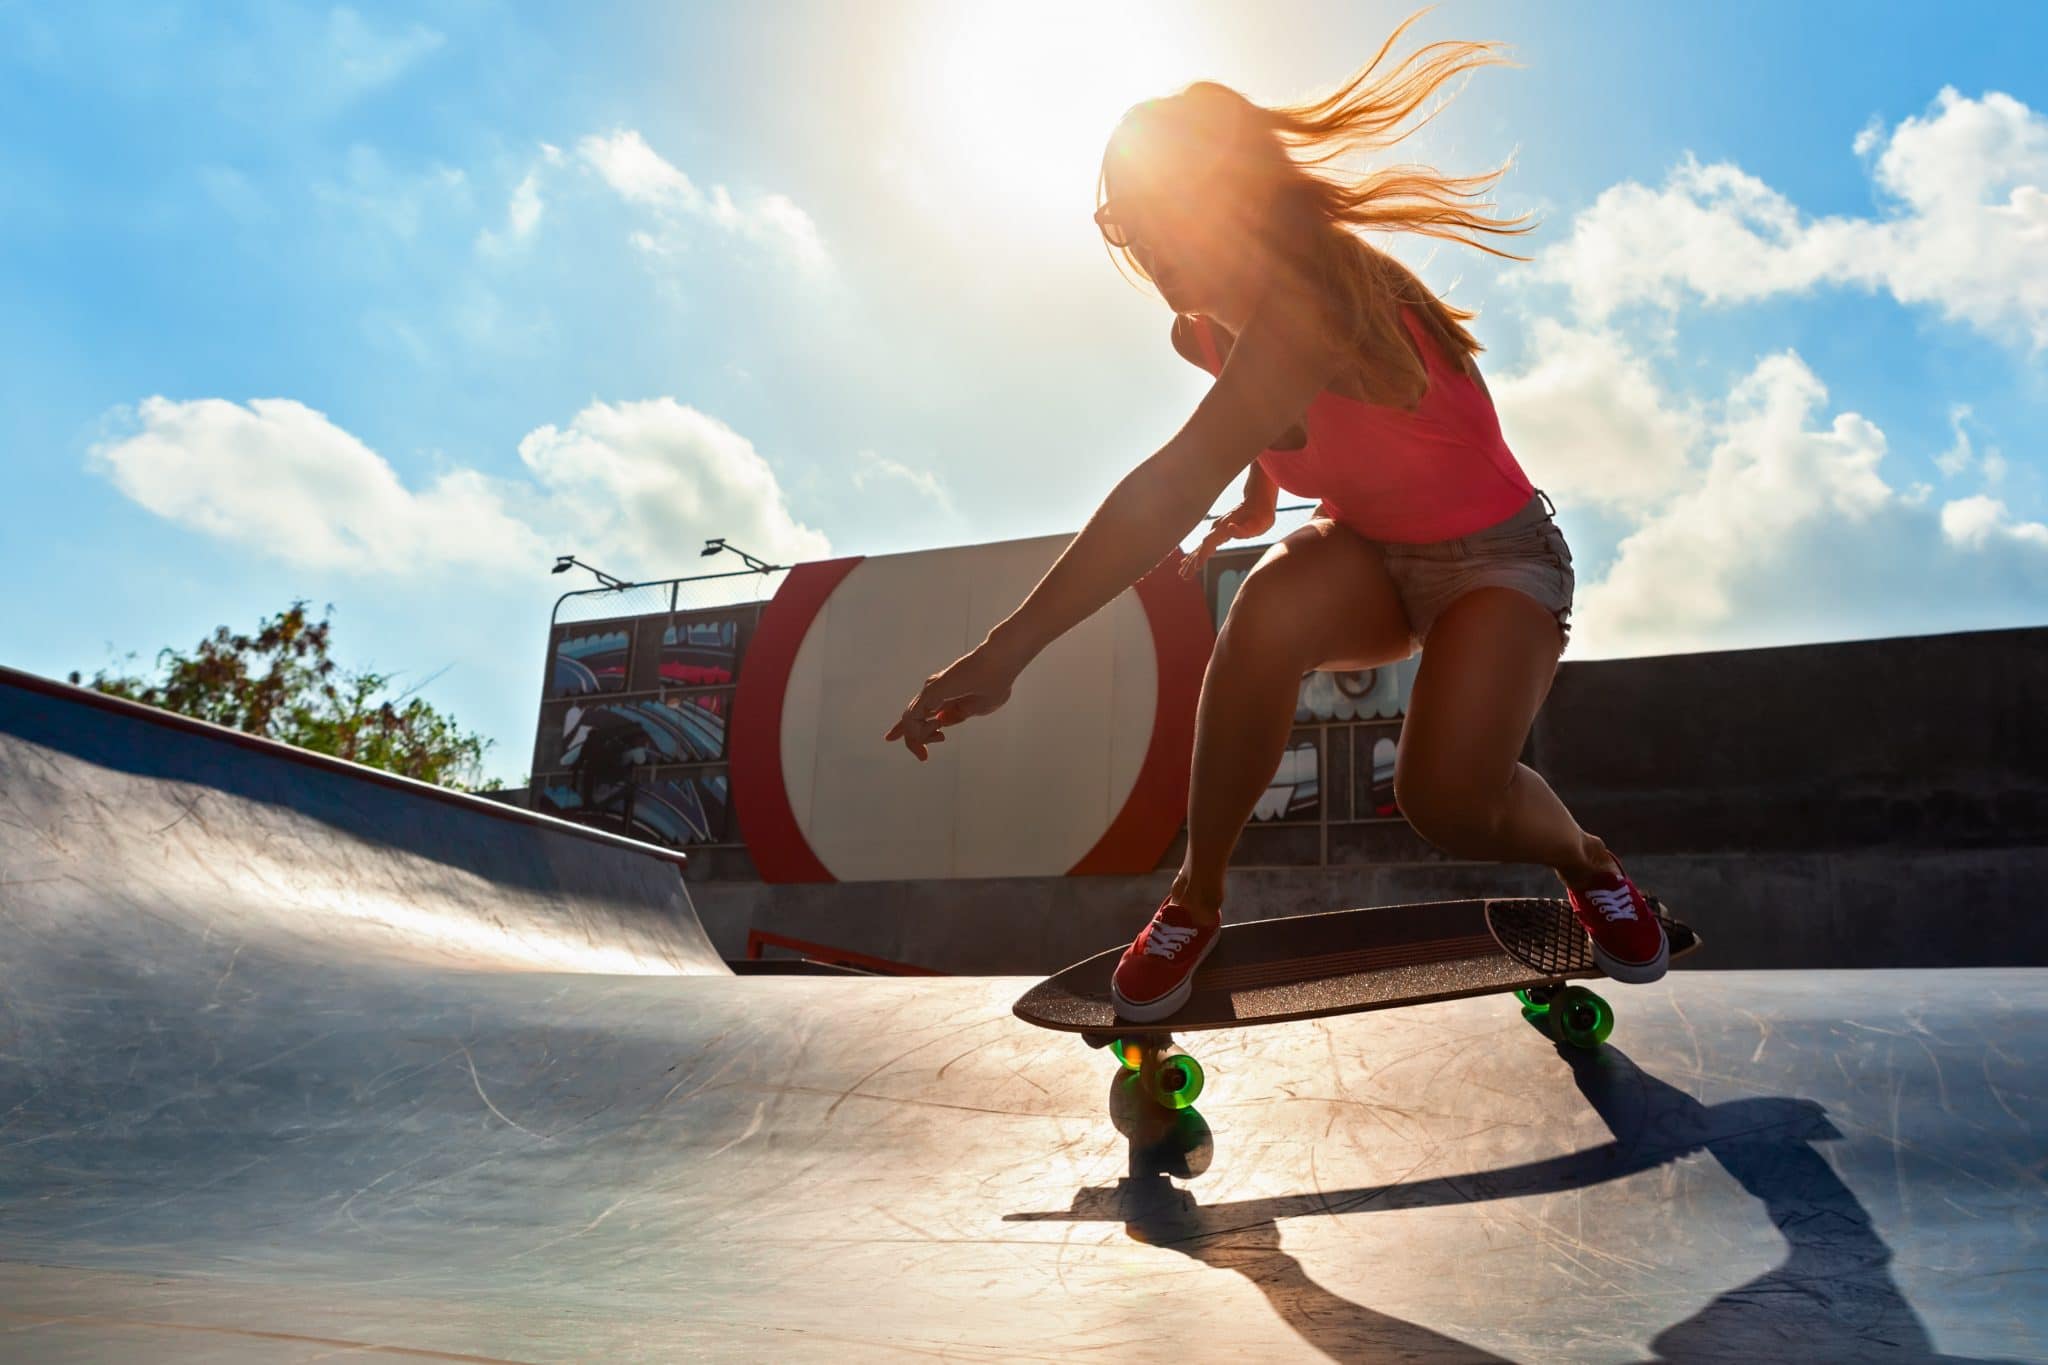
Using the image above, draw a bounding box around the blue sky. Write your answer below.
[4,1,2044,785]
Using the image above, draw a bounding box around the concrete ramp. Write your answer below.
[0,667,724,976]
[0,668,2040,1361]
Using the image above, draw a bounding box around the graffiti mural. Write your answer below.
[555,695,729,770]
[1253,733,1320,823]
[532,602,760,852]
[1204,546,1415,837]
[537,768,730,849]
[1353,720,1403,819]
[1297,658,1418,722]
[662,618,738,687]
[553,628,631,697]
[656,692,729,761]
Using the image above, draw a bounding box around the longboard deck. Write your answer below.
[1012,896,1701,1037]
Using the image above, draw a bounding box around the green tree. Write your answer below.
[72,602,500,791]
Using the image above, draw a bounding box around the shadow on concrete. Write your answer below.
[1013,1033,2019,1362]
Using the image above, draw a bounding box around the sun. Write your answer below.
[915,3,1195,237]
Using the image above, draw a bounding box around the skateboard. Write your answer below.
[1012,896,1701,1112]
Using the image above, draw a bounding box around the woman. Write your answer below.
[885,13,1666,1023]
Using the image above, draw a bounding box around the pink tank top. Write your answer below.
[1192,308,1534,543]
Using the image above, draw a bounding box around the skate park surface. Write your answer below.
[0,665,2040,1362]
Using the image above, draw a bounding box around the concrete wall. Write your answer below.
[1529,625,2046,855]
[691,625,2048,974]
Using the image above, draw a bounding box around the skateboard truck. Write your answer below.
[1080,1032,1206,1109]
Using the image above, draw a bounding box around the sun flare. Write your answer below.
[916,3,1195,236]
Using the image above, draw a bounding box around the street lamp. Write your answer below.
[700,539,779,574]
[550,555,632,590]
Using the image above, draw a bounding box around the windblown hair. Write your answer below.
[1098,7,1536,410]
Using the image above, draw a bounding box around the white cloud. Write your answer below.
[325,6,444,96]
[517,399,832,571]
[1926,403,2006,485]
[474,132,826,275]
[91,398,542,572]
[1496,84,2048,656]
[1540,342,2048,657]
[580,129,697,208]
[1933,403,1976,477]
[1491,319,1705,512]
[477,148,560,256]
[315,143,470,243]
[576,129,829,274]
[1531,88,2048,350]
[1941,495,2048,550]
[507,172,544,238]
[91,395,830,580]
[852,449,955,513]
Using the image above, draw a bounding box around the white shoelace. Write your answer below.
[1144,921,1199,958]
[1586,886,1639,923]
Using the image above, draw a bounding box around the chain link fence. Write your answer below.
[552,567,790,627]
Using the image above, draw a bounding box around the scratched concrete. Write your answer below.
[0,668,2041,1362]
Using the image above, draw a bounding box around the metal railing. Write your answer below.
[550,565,790,628]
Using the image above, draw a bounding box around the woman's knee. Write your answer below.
[1215,563,1320,666]
[1391,765,1504,852]
[1215,522,1410,669]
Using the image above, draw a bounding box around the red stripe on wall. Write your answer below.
[729,556,864,883]
[1066,552,1216,876]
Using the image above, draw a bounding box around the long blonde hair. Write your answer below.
[1099,8,1535,410]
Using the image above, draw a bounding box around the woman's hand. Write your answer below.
[884,637,1026,762]
[1179,497,1277,579]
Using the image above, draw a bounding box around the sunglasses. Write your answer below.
[1094,203,1143,250]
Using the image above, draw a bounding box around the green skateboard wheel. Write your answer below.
[1145,1051,1204,1110]
[1544,985,1614,1049]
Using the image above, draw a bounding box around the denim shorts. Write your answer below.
[1370,490,1576,655]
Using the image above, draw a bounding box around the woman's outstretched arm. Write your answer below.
[987,300,1334,668]
[886,290,1339,759]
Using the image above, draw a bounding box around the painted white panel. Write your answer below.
[780,535,1161,881]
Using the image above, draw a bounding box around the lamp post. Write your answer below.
[551,555,633,590]
[699,539,779,575]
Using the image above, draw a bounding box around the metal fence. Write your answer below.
[551,566,790,627]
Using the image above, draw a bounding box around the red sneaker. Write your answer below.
[1565,859,1669,983]
[1110,898,1223,1023]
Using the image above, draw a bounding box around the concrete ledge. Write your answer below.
[689,845,2048,976]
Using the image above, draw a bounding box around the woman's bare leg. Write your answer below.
[1169,521,1416,924]
[1392,586,1616,887]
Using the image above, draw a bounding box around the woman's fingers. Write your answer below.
[884,680,939,743]
[885,678,980,761]
[1179,519,1238,577]
[885,645,1020,758]
[897,701,966,761]
[883,684,930,741]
